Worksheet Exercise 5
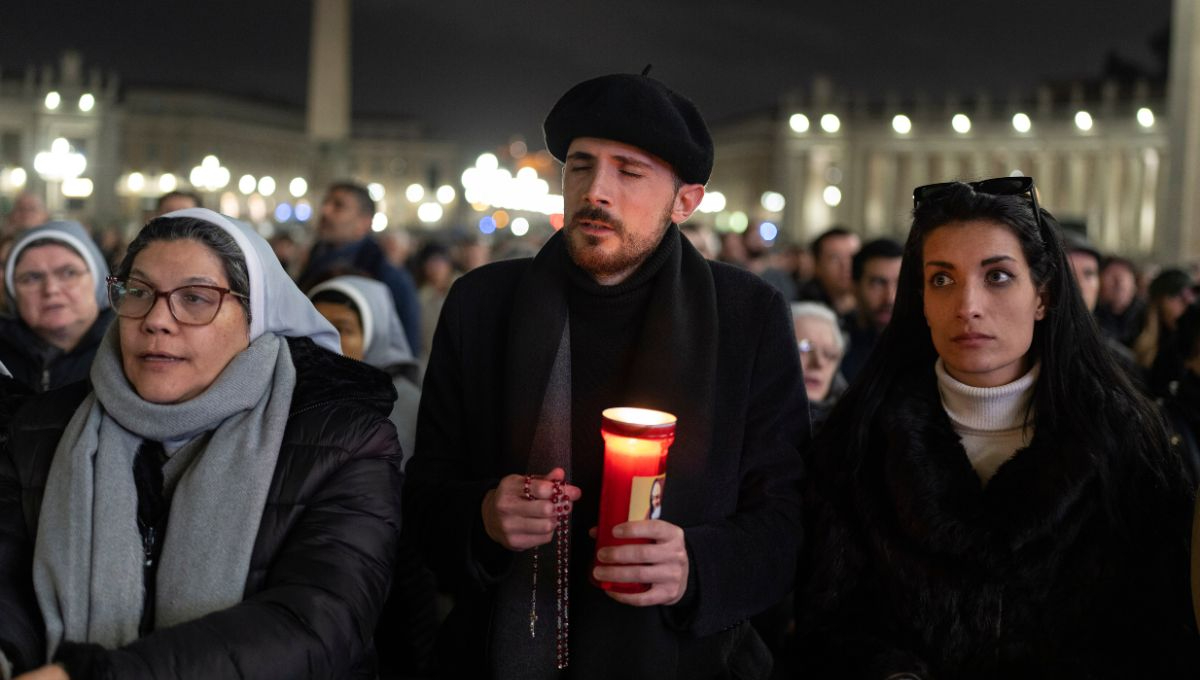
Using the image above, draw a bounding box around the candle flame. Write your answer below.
[602,407,676,427]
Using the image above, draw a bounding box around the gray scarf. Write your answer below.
[32,327,295,658]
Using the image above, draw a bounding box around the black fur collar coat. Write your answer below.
[795,365,1199,679]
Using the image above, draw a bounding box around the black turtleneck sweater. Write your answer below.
[564,234,676,551]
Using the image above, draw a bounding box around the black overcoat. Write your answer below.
[0,337,403,679]
[404,248,809,679]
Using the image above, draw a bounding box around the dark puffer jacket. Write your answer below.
[0,336,403,679]
[0,309,114,394]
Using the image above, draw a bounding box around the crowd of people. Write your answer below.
[0,71,1199,680]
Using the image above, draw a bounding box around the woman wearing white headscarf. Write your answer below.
[0,209,403,680]
[0,221,114,393]
[308,275,420,466]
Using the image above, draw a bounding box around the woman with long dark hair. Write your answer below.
[795,178,1198,678]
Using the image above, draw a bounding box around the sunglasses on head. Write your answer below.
[912,175,1046,238]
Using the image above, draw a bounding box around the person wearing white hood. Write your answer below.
[0,221,115,393]
[308,275,421,466]
[0,209,402,680]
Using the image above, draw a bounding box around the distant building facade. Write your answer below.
[0,52,459,235]
[708,76,1171,260]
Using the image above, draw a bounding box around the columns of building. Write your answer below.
[1161,0,1200,262]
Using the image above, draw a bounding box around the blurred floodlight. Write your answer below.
[275,203,293,222]
[238,174,257,195]
[1012,112,1032,133]
[372,212,388,231]
[78,93,95,112]
[788,114,810,133]
[257,176,276,196]
[367,182,386,201]
[127,172,146,193]
[698,191,726,214]
[436,184,456,204]
[45,91,61,110]
[159,173,178,193]
[295,201,313,222]
[289,177,308,198]
[823,185,842,207]
[511,217,530,236]
[952,113,971,134]
[405,183,425,202]
[1074,110,1093,132]
[417,202,444,223]
[820,113,840,133]
[760,191,786,212]
[891,114,912,134]
[8,167,27,188]
[729,211,749,233]
[476,153,499,171]
[1137,107,1155,128]
[61,177,93,198]
[759,221,779,241]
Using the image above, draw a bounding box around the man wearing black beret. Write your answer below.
[405,72,808,678]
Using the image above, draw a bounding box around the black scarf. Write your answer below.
[494,225,719,678]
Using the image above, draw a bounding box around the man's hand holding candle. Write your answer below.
[481,466,582,551]
[591,519,689,606]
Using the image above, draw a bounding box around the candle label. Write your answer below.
[628,474,666,521]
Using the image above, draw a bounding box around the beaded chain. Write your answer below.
[524,475,570,669]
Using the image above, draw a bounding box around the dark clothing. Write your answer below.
[838,314,879,384]
[759,267,798,302]
[0,337,403,679]
[1150,327,1188,399]
[0,309,114,393]
[1163,371,1200,487]
[795,279,833,309]
[1105,333,1148,393]
[298,236,422,355]
[1096,298,1147,348]
[0,374,29,451]
[796,280,846,331]
[808,372,847,432]
[405,228,808,679]
[796,364,1199,679]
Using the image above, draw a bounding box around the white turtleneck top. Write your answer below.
[934,358,1040,484]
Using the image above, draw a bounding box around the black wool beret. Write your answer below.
[543,73,714,185]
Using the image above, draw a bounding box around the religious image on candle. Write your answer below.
[628,475,665,520]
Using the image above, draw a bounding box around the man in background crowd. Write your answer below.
[797,226,860,317]
[838,237,902,382]
[298,182,422,355]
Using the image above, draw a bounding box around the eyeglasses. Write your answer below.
[798,338,841,364]
[913,176,1046,236]
[107,275,248,326]
[14,265,87,289]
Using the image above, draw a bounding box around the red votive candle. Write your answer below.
[592,407,676,593]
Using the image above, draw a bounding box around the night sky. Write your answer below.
[0,1,1172,151]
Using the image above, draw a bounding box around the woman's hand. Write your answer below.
[15,664,69,680]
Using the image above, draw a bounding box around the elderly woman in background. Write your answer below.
[795,178,1198,678]
[0,222,114,393]
[0,208,402,680]
[790,302,847,429]
[308,274,421,467]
